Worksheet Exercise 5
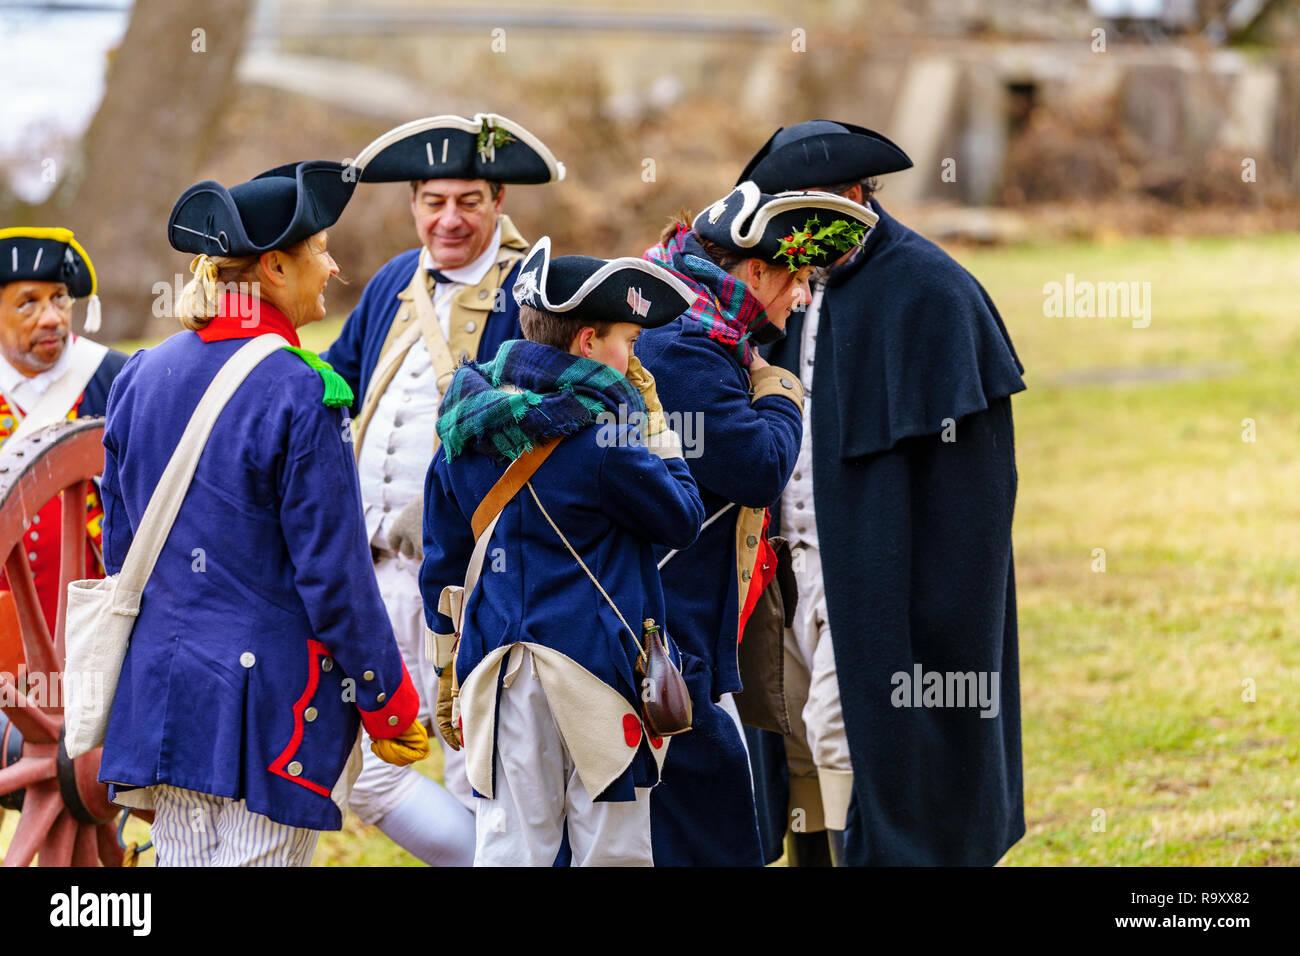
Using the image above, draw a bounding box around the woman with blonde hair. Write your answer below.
[97,162,427,866]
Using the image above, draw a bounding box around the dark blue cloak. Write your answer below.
[762,200,1027,865]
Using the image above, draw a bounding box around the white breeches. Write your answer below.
[151,785,319,867]
[782,540,854,830]
[474,648,653,867]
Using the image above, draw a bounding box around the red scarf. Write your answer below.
[195,293,301,347]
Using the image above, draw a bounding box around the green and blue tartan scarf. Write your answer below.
[437,339,646,463]
[643,223,772,368]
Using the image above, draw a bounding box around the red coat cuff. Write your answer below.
[359,662,420,739]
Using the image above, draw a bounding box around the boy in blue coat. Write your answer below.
[419,238,703,865]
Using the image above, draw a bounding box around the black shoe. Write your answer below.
[785,830,833,867]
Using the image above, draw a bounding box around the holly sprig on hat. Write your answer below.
[477,119,516,161]
[776,217,869,272]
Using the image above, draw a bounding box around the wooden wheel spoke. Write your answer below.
[56,479,89,664]
[0,754,56,795]
[1,785,60,867]
[71,819,100,867]
[0,674,60,743]
[38,808,77,866]
[97,820,125,867]
[3,546,57,679]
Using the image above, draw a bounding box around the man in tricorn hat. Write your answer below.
[324,113,564,864]
[737,120,1026,866]
[0,228,127,648]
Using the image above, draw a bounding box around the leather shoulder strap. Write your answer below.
[470,436,560,539]
[452,436,561,633]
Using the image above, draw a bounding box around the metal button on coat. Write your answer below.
[27,552,36,562]
[287,761,303,777]
[376,693,387,703]
[363,670,375,681]
[239,652,256,668]
[793,472,802,481]
[477,289,489,300]
[753,507,764,516]
[388,715,399,726]
[321,658,334,672]
[746,534,758,547]
[304,707,318,722]
[31,514,40,524]
[741,569,752,582]
[29,531,38,542]
[464,321,477,333]
[780,378,794,389]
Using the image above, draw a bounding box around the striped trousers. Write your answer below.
[151,785,320,867]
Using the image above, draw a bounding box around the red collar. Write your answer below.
[195,293,301,347]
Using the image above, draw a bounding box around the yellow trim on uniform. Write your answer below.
[0,226,97,295]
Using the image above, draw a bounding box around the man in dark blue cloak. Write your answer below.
[739,120,1027,866]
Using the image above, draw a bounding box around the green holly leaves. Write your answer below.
[775,216,869,272]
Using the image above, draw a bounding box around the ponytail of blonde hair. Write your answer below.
[174,253,260,330]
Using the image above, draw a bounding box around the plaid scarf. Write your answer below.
[437,339,646,463]
[644,223,772,368]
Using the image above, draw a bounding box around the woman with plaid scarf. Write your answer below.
[637,183,876,866]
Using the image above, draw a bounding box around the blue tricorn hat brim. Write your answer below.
[513,237,697,329]
[354,113,565,185]
[693,182,879,267]
[167,160,358,256]
[0,227,97,297]
[737,119,913,192]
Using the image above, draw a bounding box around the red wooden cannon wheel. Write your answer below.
[0,417,126,866]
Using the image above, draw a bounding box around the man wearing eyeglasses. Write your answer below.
[0,227,127,646]
[323,114,565,866]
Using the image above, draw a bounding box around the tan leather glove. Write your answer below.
[625,354,667,436]
[370,718,430,766]
[386,493,424,560]
[436,666,463,751]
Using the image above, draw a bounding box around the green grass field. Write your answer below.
[4,231,1297,865]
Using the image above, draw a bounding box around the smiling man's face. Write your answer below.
[410,179,504,270]
[0,280,73,378]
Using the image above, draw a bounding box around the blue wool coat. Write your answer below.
[761,201,1027,865]
[97,332,418,831]
[635,318,803,865]
[420,424,704,800]
[322,248,523,409]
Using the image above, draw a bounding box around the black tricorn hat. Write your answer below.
[693,182,878,268]
[513,237,697,329]
[167,160,358,257]
[0,227,97,297]
[354,113,565,185]
[0,226,104,331]
[737,119,913,192]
